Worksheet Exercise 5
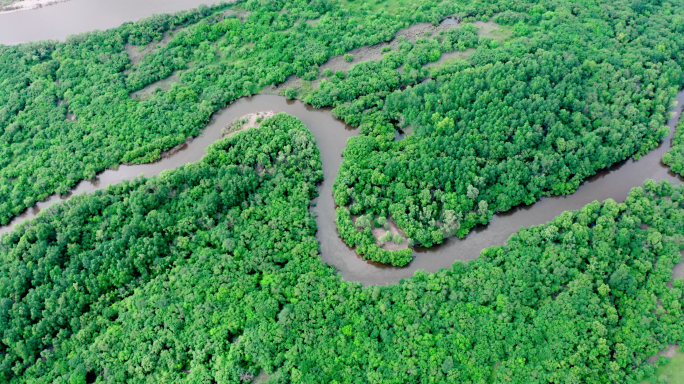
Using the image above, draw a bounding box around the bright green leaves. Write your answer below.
[664,119,684,176]
[335,206,413,266]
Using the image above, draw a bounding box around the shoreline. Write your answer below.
[0,0,72,15]
[222,110,276,137]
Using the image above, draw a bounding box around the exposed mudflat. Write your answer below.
[129,19,501,100]
[222,110,275,137]
[371,218,409,251]
[221,8,250,21]
[318,19,492,74]
[125,32,175,67]
[473,20,503,37]
[302,20,502,95]
[674,260,684,280]
[305,17,319,27]
[261,74,306,96]
[669,256,684,288]
[130,71,182,99]
[425,48,475,68]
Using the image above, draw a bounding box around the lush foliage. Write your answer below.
[6,0,684,263]
[0,113,323,382]
[4,0,684,380]
[1,114,684,383]
[335,206,413,266]
[324,0,684,252]
[663,118,684,175]
[0,0,463,226]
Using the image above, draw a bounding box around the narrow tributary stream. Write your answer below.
[1,92,684,285]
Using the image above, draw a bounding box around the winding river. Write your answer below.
[1,92,683,285]
[1,2,684,286]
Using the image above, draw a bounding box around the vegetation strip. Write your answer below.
[1,114,683,383]
[3,0,684,380]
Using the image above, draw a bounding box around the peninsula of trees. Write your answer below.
[1,0,684,382]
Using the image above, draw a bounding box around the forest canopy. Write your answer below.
[0,0,458,226]
[1,114,684,383]
[2,0,684,265]
[3,0,684,380]
[324,0,684,257]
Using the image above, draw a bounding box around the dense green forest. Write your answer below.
[0,0,460,227]
[3,0,684,381]
[324,1,684,257]
[663,118,684,176]
[3,0,684,263]
[1,114,683,383]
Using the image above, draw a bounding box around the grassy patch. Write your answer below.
[338,0,432,16]
[642,350,684,384]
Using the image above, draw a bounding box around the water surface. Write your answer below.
[0,0,218,45]
[2,92,684,285]
[2,2,684,285]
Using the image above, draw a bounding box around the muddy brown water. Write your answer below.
[0,0,221,45]
[1,2,684,285]
[0,95,365,276]
[2,92,684,286]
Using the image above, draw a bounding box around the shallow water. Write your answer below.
[0,0,218,45]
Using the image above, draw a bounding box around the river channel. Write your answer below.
[0,0,222,45]
[1,92,683,285]
[2,1,684,285]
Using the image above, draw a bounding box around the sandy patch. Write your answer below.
[668,255,684,288]
[250,369,273,383]
[370,217,409,251]
[424,48,475,69]
[647,344,681,364]
[305,18,320,27]
[125,31,175,68]
[473,20,502,38]
[222,110,275,137]
[0,0,69,14]
[130,71,182,99]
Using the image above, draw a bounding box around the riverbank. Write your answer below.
[0,0,70,14]
[222,111,275,137]
[1,92,684,286]
[0,0,220,45]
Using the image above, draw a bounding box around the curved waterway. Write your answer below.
[2,92,684,286]
[0,0,219,45]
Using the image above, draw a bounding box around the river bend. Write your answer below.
[1,92,683,285]
[2,1,684,285]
